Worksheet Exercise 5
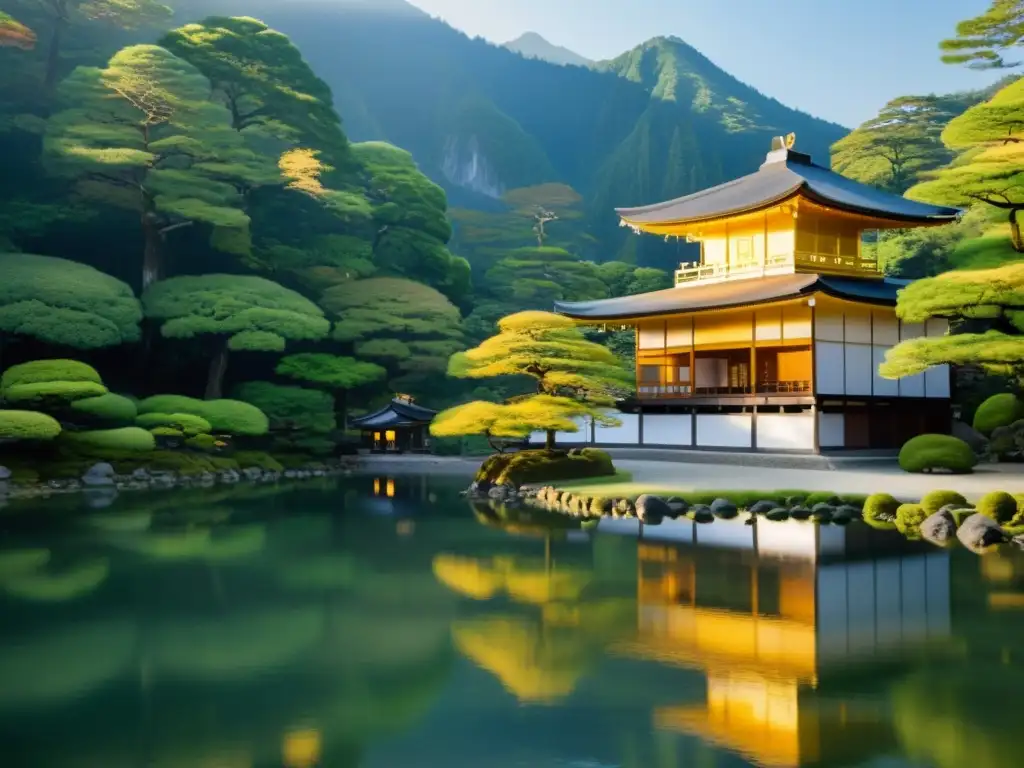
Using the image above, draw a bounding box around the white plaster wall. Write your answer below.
[873,346,899,396]
[757,413,814,450]
[844,344,873,396]
[819,413,845,448]
[643,414,692,446]
[815,308,844,341]
[845,311,872,344]
[901,321,925,340]
[758,521,817,558]
[666,319,692,347]
[900,371,926,398]
[696,414,752,448]
[873,311,900,344]
[815,341,845,394]
[638,323,664,350]
[595,413,639,444]
[926,365,951,398]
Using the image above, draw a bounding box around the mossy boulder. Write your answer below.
[0,410,62,441]
[863,493,899,530]
[790,506,812,520]
[589,497,614,516]
[475,448,614,487]
[748,500,778,516]
[973,393,1023,436]
[895,504,928,537]
[957,513,1008,554]
[921,490,968,515]
[765,508,790,522]
[710,498,738,518]
[805,493,842,507]
[62,427,156,453]
[899,434,977,474]
[636,495,669,525]
[976,491,1017,523]
[688,506,715,524]
[920,510,957,546]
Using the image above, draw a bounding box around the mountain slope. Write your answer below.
[504,32,592,68]
[179,0,848,268]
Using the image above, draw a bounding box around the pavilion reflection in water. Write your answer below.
[436,508,956,768]
[612,517,952,768]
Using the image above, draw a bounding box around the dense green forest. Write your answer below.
[0,0,1021,470]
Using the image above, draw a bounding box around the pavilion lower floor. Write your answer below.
[542,398,951,452]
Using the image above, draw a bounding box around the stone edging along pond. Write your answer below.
[479,482,1024,557]
[0,456,360,507]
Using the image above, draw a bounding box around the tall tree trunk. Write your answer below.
[142,215,163,290]
[44,5,66,93]
[1010,208,1023,253]
[206,344,229,400]
[545,429,556,451]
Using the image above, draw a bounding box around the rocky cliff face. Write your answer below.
[440,135,505,199]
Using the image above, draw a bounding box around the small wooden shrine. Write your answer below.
[350,395,436,454]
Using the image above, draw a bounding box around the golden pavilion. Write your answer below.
[555,136,961,452]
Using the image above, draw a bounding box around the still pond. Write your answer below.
[0,473,1020,768]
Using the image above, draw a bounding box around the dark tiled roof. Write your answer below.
[554,274,906,321]
[617,149,961,226]
[350,398,437,429]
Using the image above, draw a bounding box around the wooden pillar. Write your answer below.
[811,299,820,454]
[763,210,769,271]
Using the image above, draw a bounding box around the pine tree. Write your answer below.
[941,0,1024,70]
[44,45,281,288]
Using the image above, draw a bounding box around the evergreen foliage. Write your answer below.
[909,78,1024,252]
[0,253,141,348]
[880,263,1024,383]
[138,395,269,436]
[941,0,1024,70]
[976,490,1019,522]
[142,274,330,398]
[44,44,280,288]
[0,410,62,440]
[275,354,386,392]
[135,412,212,436]
[234,381,336,453]
[898,434,978,474]
[1,359,108,403]
[0,11,36,50]
[973,392,1024,434]
[62,426,156,452]
[70,393,139,422]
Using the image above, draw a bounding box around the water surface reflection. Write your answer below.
[0,475,1021,767]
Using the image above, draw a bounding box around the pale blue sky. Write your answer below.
[408,0,1009,127]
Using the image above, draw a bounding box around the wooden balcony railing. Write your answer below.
[675,254,794,286]
[637,380,812,399]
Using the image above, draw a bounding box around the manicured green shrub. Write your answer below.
[976,491,1017,523]
[150,427,184,438]
[62,427,156,452]
[973,393,1023,436]
[864,493,900,530]
[476,448,615,487]
[805,493,842,506]
[136,412,212,436]
[185,434,220,452]
[233,451,284,472]
[0,410,62,440]
[896,504,928,536]
[138,395,269,436]
[920,490,969,515]
[234,381,336,435]
[898,434,977,474]
[70,393,138,422]
[1,359,108,403]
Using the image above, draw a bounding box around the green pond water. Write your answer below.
[0,473,1022,768]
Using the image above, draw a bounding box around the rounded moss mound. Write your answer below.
[475,448,615,487]
[920,489,968,515]
[863,493,900,529]
[898,434,977,474]
[976,491,1017,523]
[138,395,268,436]
[0,410,61,440]
[1,359,108,403]
[71,393,138,422]
[895,504,928,537]
[136,412,212,436]
[63,427,156,453]
[973,393,1023,436]
[185,434,220,452]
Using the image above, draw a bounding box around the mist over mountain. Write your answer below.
[504,32,593,68]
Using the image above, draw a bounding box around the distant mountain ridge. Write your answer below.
[503,32,593,67]
[187,0,848,269]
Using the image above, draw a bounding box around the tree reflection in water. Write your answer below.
[0,477,1022,767]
